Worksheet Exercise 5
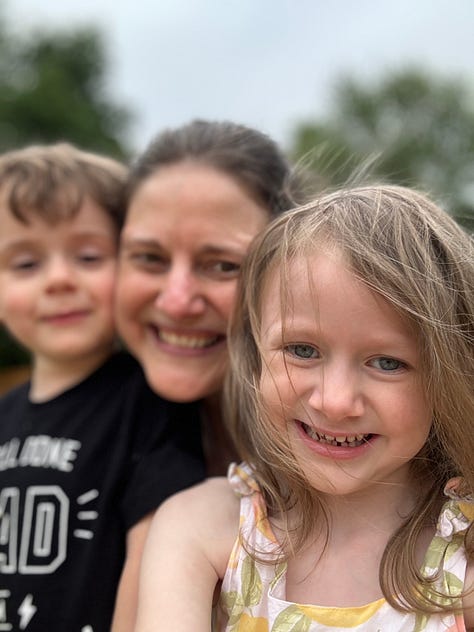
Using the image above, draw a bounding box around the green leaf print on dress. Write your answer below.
[271,605,312,632]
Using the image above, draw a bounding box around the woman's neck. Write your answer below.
[201,392,239,477]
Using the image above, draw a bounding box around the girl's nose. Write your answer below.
[307,365,364,422]
[154,266,206,319]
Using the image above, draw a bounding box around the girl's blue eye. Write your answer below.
[372,357,405,371]
[286,344,319,359]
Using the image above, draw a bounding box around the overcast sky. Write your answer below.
[6,0,474,154]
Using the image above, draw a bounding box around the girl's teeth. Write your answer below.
[304,425,369,447]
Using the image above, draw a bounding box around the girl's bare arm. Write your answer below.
[134,477,239,632]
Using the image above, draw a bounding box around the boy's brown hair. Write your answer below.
[0,143,127,233]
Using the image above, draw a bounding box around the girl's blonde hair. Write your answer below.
[226,184,474,614]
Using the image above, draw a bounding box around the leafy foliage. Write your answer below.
[0,18,131,157]
[291,70,474,230]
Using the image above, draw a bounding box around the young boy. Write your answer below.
[0,144,205,631]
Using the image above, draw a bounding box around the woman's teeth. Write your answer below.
[159,330,219,349]
[303,424,370,447]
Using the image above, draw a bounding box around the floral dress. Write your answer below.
[214,463,474,632]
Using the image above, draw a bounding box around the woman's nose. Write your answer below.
[154,266,206,318]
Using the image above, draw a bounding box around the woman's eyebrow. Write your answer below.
[120,236,161,249]
[198,244,247,257]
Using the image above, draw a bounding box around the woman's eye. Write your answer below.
[218,261,239,273]
[204,260,240,276]
[285,344,319,360]
[129,252,167,268]
[371,356,405,371]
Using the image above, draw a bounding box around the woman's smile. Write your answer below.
[148,324,226,353]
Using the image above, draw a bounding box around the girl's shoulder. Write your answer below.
[157,474,240,530]
[153,474,240,575]
[136,478,241,630]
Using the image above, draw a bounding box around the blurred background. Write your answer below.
[1,0,474,378]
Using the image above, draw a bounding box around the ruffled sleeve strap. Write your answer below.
[421,477,474,607]
[227,461,261,497]
[438,477,474,539]
[227,461,279,550]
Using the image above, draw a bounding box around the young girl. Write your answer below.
[135,185,474,631]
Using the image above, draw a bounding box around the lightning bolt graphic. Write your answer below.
[18,594,36,629]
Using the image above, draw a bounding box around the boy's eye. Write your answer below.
[11,256,39,272]
[78,251,104,264]
[285,344,319,360]
[370,357,405,371]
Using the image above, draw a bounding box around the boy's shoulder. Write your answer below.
[67,350,147,398]
[0,379,30,411]
[0,351,149,418]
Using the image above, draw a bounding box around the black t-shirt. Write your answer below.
[0,351,205,631]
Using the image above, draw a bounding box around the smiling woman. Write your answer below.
[115,119,301,474]
[118,162,268,402]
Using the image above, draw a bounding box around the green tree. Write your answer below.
[0,17,131,156]
[0,13,133,367]
[291,70,474,229]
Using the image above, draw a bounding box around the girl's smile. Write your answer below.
[297,421,377,459]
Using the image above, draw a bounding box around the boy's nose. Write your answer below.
[44,256,76,292]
